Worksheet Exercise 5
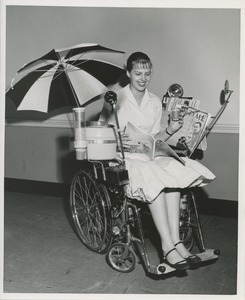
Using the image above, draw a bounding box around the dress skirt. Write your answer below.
[124,153,215,203]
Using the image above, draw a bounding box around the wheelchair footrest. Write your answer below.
[195,248,220,262]
[148,262,176,275]
[148,249,220,275]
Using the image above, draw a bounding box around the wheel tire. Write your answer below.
[70,169,112,253]
[106,243,136,273]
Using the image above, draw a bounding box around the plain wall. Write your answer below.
[5,6,240,123]
[4,6,240,201]
[4,125,239,201]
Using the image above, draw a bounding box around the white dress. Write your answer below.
[101,85,215,203]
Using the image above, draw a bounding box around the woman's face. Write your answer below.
[127,62,152,93]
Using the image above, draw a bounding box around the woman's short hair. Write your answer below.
[126,52,152,72]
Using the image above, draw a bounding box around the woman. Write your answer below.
[100,52,215,270]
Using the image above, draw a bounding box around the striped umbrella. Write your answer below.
[6,43,125,113]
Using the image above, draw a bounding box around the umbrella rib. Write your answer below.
[65,52,86,67]
[65,58,90,71]
[41,59,57,66]
[32,62,80,106]
[61,63,80,107]
[9,62,56,89]
[66,58,123,71]
[34,69,57,75]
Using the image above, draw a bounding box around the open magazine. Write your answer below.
[124,122,185,165]
[161,97,211,155]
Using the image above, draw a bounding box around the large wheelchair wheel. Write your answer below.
[70,169,112,253]
[106,243,136,273]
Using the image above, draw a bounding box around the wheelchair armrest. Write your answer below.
[172,149,189,157]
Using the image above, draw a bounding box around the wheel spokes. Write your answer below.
[71,171,109,251]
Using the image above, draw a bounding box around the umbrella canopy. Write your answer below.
[6,43,125,113]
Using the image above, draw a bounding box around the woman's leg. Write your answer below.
[164,189,181,244]
[148,192,186,264]
[165,189,194,258]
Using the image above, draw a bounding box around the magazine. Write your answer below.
[162,96,200,111]
[161,97,211,154]
[124,122,185,165]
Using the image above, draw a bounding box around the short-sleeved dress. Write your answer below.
[101,85,215,203]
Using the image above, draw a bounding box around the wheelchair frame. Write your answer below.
[69,158,220,275]
[68,83,234,275]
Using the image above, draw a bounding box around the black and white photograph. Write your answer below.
[1,0,244,299]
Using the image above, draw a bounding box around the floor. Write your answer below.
[3,189,239,298]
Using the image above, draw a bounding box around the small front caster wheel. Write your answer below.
[214,249,221,255]
[106,243,136,273]
[158,265,166,273]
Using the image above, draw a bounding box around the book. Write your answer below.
[161,97,211,155]
[124,122,185,165]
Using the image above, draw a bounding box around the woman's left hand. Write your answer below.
[167,115,184,135]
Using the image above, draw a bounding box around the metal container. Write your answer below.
[86,122,117,160]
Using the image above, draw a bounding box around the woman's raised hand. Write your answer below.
[168,115,184,135]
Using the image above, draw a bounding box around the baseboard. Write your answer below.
[4,178,238,218]
[4,178,70,198]
[195,197,238,218]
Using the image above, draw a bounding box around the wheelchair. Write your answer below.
[68,87,228,275]
[69,158,219,275]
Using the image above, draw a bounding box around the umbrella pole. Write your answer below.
[62,62,81,107]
